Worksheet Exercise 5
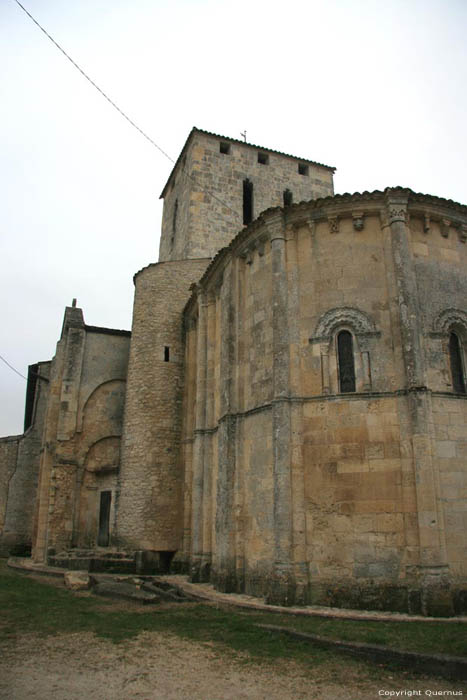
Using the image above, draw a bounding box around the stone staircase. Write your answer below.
[48,549,136,574]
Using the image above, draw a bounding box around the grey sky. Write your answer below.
[1,0,466,435]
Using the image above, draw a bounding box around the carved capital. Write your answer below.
[384,189,409,225]
[263,209,285,239]
[213,273,223,296]
[388,207,407,225]
[206,289,216,305]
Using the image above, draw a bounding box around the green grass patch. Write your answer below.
[1,560,465,664]
[254,612,467,658]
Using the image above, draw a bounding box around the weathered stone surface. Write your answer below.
[64,571,91,591]
[0,361,50,556]
[158,128,335,262]
[92,581,160,604]
[181,188,467,613]
[1,127,467,617]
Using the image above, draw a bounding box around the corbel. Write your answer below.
[423,214,430,234]
[440,219,450,239]
[352,211,364,232]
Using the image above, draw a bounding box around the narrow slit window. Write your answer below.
[243,179,253,225]
[298,163,309,176]
[449,332,465,393]
[171,199,178,249]
[283,189,293,207]
[172,200,178,235]
[257,152,269,165]
[337,331,356,393]
[164,346,170,362]
[220,142,230,155]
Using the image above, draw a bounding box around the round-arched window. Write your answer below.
[337,330,356,393]
[449,332,465,394]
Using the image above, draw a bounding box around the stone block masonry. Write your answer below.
[158,128,335,262]
[0,360,50,556]
[115,258,210,552]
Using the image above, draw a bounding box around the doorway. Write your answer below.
[97,490,111,546]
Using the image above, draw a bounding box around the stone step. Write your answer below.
[93,580,159,604]
[48,555,136,574]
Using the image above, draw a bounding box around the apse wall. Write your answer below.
[181,189,467,613]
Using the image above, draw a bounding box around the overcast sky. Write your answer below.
[1,0,466,436]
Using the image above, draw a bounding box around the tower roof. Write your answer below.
[159,127,336,199]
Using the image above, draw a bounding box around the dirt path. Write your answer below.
[1,630,466,700]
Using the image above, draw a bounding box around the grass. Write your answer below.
[1,560,466,666]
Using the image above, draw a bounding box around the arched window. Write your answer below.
[337,330,356,393]
[449,332,465,393]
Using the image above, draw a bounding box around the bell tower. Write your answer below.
[158,127,335,262]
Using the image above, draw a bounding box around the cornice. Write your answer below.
[182,187,467,315]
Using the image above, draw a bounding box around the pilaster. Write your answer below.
[190,290,208,581]
[384,189,451,614]
[213,261,237,592]
[265,211,296,605]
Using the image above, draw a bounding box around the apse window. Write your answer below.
[298,163,309,176]
[257,152,269,165]
[164,346,170,362]
[220,142,231,155]
[337,330,356,393]
[449,332,466,393]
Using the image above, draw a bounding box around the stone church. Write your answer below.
[1,127,467,616]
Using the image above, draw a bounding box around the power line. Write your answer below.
[0,354,49,383]
[12,0,238,218]
[12,0,174,164]
[0,354,28,381]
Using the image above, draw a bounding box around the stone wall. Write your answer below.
[116,258,210,552]
[159,129,335,262]
[31,306,130,560]
[0,437,19,554]
[0,361,50,556]
[181,189,467,613]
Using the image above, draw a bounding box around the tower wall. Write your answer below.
[116,258,210,552]
[158,129,335,262]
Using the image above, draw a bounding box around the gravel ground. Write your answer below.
[1,630,466,700]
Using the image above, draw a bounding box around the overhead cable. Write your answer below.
[12,0,237,217]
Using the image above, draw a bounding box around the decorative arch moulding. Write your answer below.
[430,308,467,338]
[309,306,381,344]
